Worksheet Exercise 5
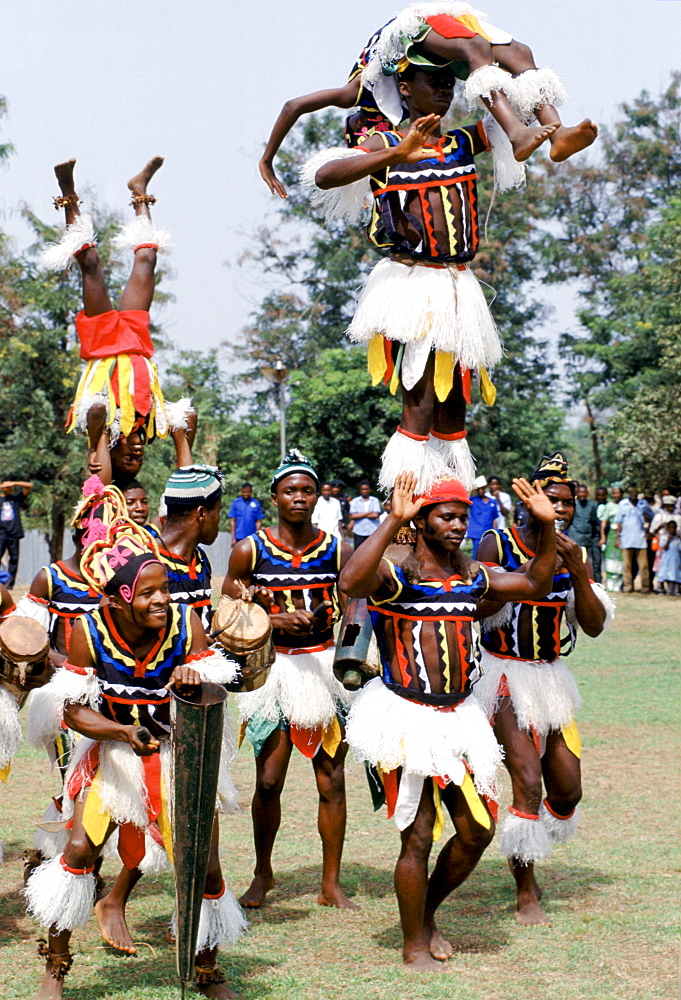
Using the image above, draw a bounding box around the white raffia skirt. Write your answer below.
[236,646,351,729]
[346,258,502,391]
[476,649,583,735]
[345,677,502,799]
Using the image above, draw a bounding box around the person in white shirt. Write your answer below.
[312,481,344,538]
[486,475,511,530]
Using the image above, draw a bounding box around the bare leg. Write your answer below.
[53,159,112,316]
[312,739,358,910]
[420,34,558,161]
[542,730,582,815]
[94,864,142,955]
[35,798,112,1000]
[423,782,495,959]
[394,782,445,971]
[118,157,164,312]
[400,349,436,436]
[239,728,292,907]
[491,40,598,161]
[432,365,467,435]
[195,818,242,1000]
[493,698,550,925]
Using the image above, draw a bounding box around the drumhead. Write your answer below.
[212,596,271,654]
[0,615,50,662]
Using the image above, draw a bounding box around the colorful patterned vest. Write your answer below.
[81,602,193,738]
[367,125,484,263]
[480,527,585,662]
[249,527,341,653]
[146,526,213,630]
[44,561,100,651]
[369,559,489,706]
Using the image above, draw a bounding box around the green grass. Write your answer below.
[1,594,679,999]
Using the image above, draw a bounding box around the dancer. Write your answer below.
[41,157,191,488]
[339,471,559,969]
[223,450,356,910]
[149,465,224,631]
[309,64,535,491]
[475,452,612,925]
[23,522,244,1000]
[262,3,597,199]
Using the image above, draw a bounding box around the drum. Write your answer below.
[210,595,274,692]
[0,615,50,705]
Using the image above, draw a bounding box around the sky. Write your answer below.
[1,0,680,363]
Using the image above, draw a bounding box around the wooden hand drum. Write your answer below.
[210,596,275,691]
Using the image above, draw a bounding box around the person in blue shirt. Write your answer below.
[229,483,263,544]
[466,475,499,558]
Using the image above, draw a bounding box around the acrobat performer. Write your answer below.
[40,158,191,488]
[261,2,597,198]
[310,65,546,491]
[339,472,559,969]
[475,452,613,925]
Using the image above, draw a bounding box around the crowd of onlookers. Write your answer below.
[463,475,681,597]
[227,476,681,597]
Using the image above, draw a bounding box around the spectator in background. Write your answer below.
[616,486,653,593]
[599,485,624,592]
[467,475,499,558]
[486,475,511,530]
[330,479,350,527]
[0,478,33,587]
[312,481,344,538]
[657,519,681,596]
[229,481,263,545]
[650,495,681,593]
[348,480,381,550]
[571,484,602,582]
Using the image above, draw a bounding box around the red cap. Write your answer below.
[417,479,471,506]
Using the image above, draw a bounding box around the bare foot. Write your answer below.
[95,897,137,955]
[36,969,64,1000]
[550,119,599,162]
[515,891,552,926]
[239,874,275,908]
[195,983,243,1000]
[53,159,76,195]
[403,949,446,972]
[429,928,453,960]
[511,122,560,162]
[128,157,164,197]
[317,885,359,910]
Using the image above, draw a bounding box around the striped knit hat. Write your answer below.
[163,464,224,510]
[270,449,319,492]
[529,452,576,495]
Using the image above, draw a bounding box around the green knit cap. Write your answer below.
[163,464,224,510]
[270,449,319,492]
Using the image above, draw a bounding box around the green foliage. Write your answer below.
[538,74,681,487]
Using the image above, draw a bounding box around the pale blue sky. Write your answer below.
[1,0,679,359]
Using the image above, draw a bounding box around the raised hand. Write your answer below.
[395,115,441,163]
[391,472,427,524]
[511,478,557,525]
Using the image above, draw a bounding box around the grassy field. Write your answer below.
[1,594,678,1000]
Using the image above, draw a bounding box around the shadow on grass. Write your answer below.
[0,882,32,944]
[24,950,280,1000]
[255,861,393,911]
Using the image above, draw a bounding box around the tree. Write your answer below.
[539,74,681,484]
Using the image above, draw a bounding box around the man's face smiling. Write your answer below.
[123,487,149,526]
[417,500,469,552]
[112,563,170,632]
[273,474,318,523]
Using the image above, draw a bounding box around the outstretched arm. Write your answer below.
[484,479,557,604]
[260,79,362,198]
[340,472,425,598]
[556,534,606,636]
[315,115,442,189]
